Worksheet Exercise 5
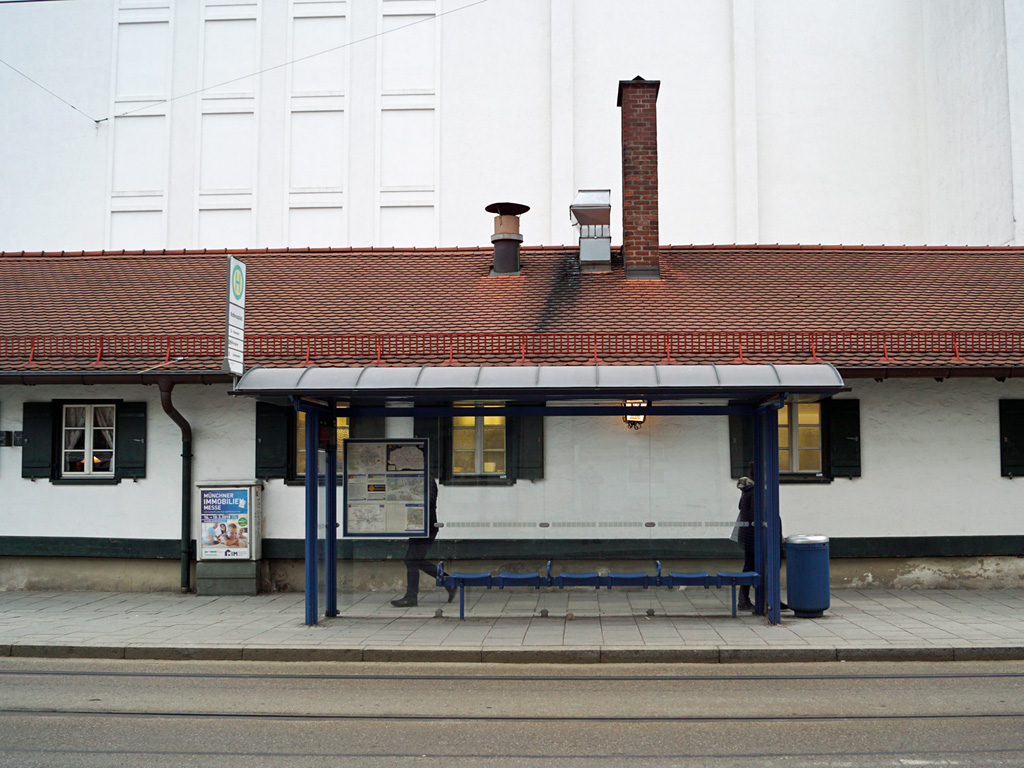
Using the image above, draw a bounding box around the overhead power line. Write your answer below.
[0,0,490,125]
[0,57,98,122]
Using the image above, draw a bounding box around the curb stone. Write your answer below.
[481,648,601,664]
[836,647,956,663]
[599,647,719,664]
[243,647,362,662]
[124,647,243,661]
[11,645,125,660]
[953,646,1024,662]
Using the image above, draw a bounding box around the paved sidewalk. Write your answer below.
[1,587,1022,664]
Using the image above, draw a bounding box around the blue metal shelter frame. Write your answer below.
[235,364,844,627]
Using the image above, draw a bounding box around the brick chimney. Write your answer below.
[617,76,661,279]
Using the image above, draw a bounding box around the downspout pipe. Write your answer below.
[159,377,193,593]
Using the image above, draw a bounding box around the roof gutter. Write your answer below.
[158,377,194,594]
[0,371,232,386]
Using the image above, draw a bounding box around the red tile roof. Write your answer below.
[1,245,1022,375]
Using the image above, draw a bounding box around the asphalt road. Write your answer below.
[1,658,1022,767]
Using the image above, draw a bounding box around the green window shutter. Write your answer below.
[350,415,385,439]
[728,414,753,479]
[509,411,544,481]
[824,398,861,478]
[255,402,290,478]
[21,402,54,479]
[999,400,1024,478]
[414,413,450,482]
[115,402,147,480]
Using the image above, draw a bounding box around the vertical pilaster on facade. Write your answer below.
[617,77,661,279]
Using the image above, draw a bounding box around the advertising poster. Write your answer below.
[200,487,252,559]
[343,439,428,538]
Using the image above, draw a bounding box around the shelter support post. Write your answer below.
[302,403,319,626]
[325,401,339,618]
[755,400,783,626]
[751,406,765,616]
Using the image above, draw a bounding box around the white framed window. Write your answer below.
[778,401,822,473]
[62,404,116,476]
[295,411,349,478]
[452,402,506,476]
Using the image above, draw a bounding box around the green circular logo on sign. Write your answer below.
[238,516,248,528]
[231,265,244,300]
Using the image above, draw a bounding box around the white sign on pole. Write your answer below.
[223,256,246,375]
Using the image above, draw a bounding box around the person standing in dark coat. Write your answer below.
[735,476,757,610]
[734,475,788,612]
[391,477,456,607]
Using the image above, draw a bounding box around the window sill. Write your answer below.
[780,474,833,485]
[444,476,516,487]
[283,477,347,487]
[52,477,121,486]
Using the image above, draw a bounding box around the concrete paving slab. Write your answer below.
[2,588,1024,664]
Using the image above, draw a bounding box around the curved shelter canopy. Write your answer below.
[232,363,845,403]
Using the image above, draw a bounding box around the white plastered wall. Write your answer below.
[0,384,255,540]
[3,377,1022,545]
[0,0,1020,252]
[783,378,1024,539]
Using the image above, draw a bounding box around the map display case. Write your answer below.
[342,439,429,538]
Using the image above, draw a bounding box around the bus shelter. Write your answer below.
[233,363,845,626]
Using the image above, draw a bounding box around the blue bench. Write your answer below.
[436,561,759,619]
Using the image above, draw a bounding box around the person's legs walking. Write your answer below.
[392,538,455,606]
[392,539,431,607]
[737,544,756,609]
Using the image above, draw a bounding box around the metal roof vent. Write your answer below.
[570,189,612,272]
[485,201,529,275]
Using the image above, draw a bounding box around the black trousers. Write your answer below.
[403,538,438,596]
[740,544,756,601]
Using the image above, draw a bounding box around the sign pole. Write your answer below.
[223,255,246,376]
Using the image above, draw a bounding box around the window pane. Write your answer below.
[452,415,475,428]
[94,406,115,428]
[93,451,114,473]
[778,448,791,472]
[452,450,475,475]
[65,406,86,428]
[64,429,85,450]
[452,428,475,450]
[64,451,85,473]
[482,415,505,427]
[483,427,504,450]
[335,417,349,477]
[798,425,820,449]
[778,405,790,426]
[482,451,505,473]
[798,449,821,472]
[94,428,114,451]
[778,425,789,449]
[295,448,306,477]
[797,403,820,426]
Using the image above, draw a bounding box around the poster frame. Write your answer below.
[342,438,430,539]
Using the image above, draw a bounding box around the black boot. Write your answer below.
[391,595,417,607]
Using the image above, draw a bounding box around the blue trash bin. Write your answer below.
[785,534,830,618]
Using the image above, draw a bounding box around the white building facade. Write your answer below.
[1,0,1023,252]
[1,1,1023,593]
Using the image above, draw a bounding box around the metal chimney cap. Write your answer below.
[485,202,530,216]
[570,189,611,227]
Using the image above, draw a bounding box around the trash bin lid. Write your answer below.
[786,534,829,545]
